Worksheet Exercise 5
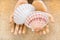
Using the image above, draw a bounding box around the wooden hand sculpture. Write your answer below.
[10,0,28,35]
[31,0,54,34]
[10,0,54,35]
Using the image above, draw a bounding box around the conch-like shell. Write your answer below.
[25,11,49,30]
[13,4,35,24]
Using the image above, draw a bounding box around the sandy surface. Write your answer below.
[0,0,60,40]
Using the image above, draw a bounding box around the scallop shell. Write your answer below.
[13,4,35,24]
[32,0,47,12]
[25,11,49,30]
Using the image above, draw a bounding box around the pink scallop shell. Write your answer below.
[25,11,49,30]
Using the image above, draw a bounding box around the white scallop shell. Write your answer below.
[25,11,49,30]
[13,4,35,24]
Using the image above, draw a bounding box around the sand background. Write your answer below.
[0,0,60,40]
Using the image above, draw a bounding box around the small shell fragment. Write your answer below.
[25,11,49,30]
[13,4,35,24]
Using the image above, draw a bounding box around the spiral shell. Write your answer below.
[25,11,49,30]
[13,4,35,24]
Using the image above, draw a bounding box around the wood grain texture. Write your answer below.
[0,0,60,40]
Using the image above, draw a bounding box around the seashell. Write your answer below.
[32,0,47,12]
[13,4,35,24]
[25,11,49,31]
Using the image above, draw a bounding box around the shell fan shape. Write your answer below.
[13,4,35,24]
[25,11,49,30]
